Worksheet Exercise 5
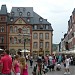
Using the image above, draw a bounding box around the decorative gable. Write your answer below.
[14,18,26,24]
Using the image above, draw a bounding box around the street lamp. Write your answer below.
[24,38,26,58]
[23,34,31,58]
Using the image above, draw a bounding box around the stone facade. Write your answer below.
[0,5,53,56]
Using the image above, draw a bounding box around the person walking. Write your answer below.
[20,57,28,75]
[12,55,20,75]
[1,50,12,75]
[0,54,3,75]
[64,55,71,75]
[29,55,33,68]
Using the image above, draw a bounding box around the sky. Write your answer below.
[0,0,75,44]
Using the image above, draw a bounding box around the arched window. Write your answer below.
[1,26,4,32]
[18,28,22,33]
[22,27,27,33]
[10,26,13,33]
[14,26,17,32]
[27,28,30,33]
[10,37,13,43]
[0,36,4,43]
[33,33,38,39]
[14,37,17,44]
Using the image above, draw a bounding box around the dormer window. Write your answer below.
[27,12,30,16]
[46,25,49,29]
[19,12,22,16]
[39,17,43,22]
[40,25,43,29]
[27,18,30,22]
[34,25,37,29]
[11,11,14,16]
[10,17,14,22]
[17,8,20,11]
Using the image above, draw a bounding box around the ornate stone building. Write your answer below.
[0,5,53,56]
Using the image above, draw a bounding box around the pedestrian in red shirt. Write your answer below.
[1,50,12,75]
[0,54,3,75]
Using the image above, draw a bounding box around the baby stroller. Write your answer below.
[56,63,61,71]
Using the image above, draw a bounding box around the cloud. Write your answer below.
[0,0,75,44]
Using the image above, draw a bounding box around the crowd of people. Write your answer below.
[32,54,73,75]
[0,49,74,75]
[0,50,29,75]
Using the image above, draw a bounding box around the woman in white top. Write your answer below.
[64,55,70,74]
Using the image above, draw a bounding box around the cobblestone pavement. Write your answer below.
[11,60,75,75]
[28,61,75,75]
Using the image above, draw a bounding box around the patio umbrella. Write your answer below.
[0,49,3,51]
[20,49,30,52]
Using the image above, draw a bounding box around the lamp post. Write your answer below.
[24,38,26,58]
[23,34,31,58]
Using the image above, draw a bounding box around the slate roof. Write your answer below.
[0,5,53,31]
[0,5,7,14]
[11,7,33,17]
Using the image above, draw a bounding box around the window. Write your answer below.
[19,12,22,16]
[39,33,43,39]
[14,26,17,32]
[18,39,21,43]
[33,33,38,39]
[0,16,5,21]
[0,37,4,43]
[40,25,43,29]
[10,26,13,33]
[18,28,22,33]
[10,18,14,22]
[33,42,38,48]
[27,12,30,16]
[18,19,22,23]
[14,37,17,44]
[27,28,30,33]
[27,18,30,22]
[45,42,49,48]
[40,42,43,48]
[17,8,20,11]
[22,27,27,33]
[34,25,37,29]
[45,33,49,39]
[10,37,13,43]
[0,26,4,32]
[39,17,43,22]
[11,11,14,16]
[46,25,49,29]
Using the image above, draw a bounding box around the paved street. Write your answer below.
[28,61,75,75]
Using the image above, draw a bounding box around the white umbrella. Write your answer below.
[0,49,3,51]
[20,49,30,52]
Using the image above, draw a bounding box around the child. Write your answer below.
[56,62,61,71]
